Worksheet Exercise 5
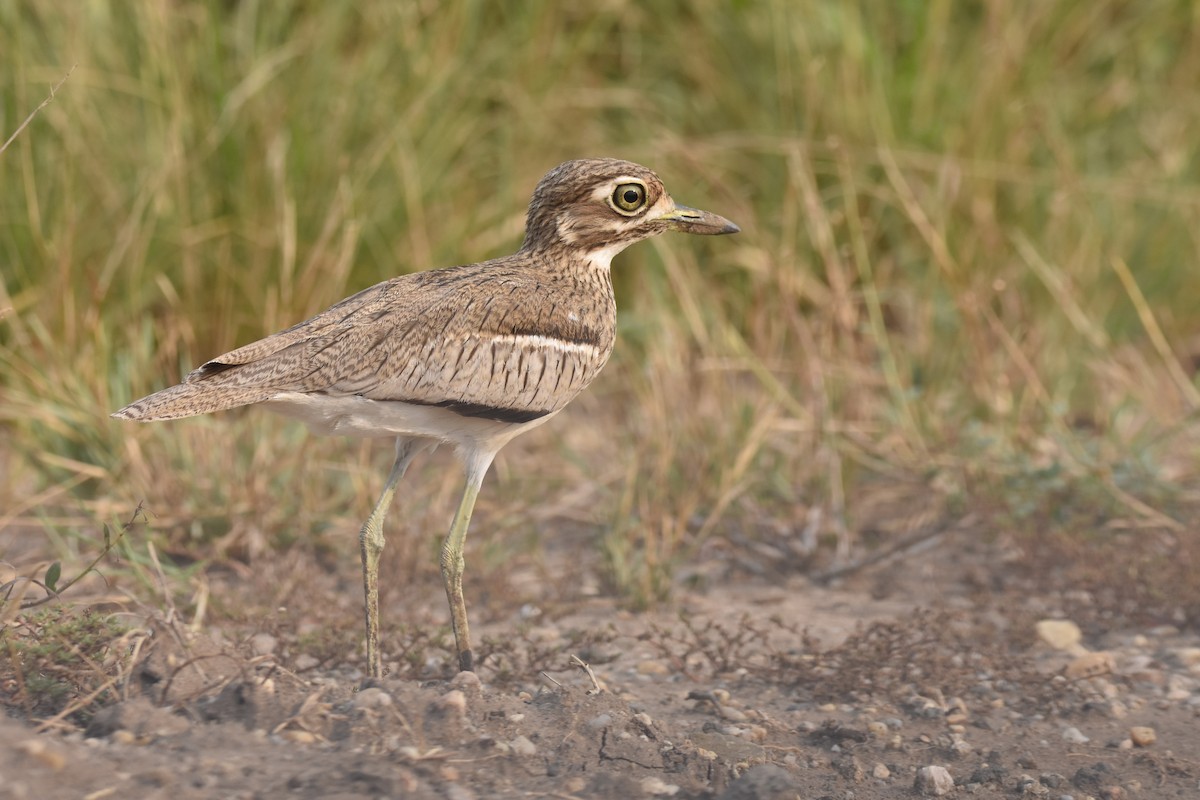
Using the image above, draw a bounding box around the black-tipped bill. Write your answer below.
[658,205,740,235]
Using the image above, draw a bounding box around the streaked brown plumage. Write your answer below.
[114,157,739,677]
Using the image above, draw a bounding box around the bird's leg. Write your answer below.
[360,438,421,680]
[441,449,497,673]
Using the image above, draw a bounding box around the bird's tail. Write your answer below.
[112,383,276,422]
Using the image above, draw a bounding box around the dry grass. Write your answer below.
[1,2,1199,623]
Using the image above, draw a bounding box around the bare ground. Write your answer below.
[3,512,1200,800]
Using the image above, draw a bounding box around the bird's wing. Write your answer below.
[114,260,610,422]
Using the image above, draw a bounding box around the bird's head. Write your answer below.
[521,158,739,266]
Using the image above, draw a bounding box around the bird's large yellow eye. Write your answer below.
[611,182,647,214]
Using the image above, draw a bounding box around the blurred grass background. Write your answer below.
[2,1,1199,614]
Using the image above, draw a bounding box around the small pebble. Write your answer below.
[1061,727,1089,744]
[588,713,613,729]
[719,706,748,722]
[1065,652,1114,679]
[353,687,394,710]
[249,633,278,656]
[1036,620,1083,652]
[436,690,467,715]
[1129,726,1156,747]
[292,654,320,671]
[15,740,66,770]
[1174,647,1200,668]
[449,671,482,695]
[509,735,536,756]
[641,776,680,796]
[914,765,954,796]
[873,763,891,779]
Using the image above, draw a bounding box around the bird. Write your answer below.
[113,158,739,678]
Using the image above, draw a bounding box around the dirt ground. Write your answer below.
[2,515,1199,800]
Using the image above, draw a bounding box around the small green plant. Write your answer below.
[1,607,132,724]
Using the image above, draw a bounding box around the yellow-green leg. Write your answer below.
[361,438,422,679]
[441,449,497,673]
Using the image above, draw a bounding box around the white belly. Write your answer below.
[261,392,559,453]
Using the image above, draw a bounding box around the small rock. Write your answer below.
[15,739,66,770]
[509,735,536,756]
[716,764,797,800]
[1037,620,1084,652]
[1166,674,1194,700]
[435,690,467,715]
[1039,772,1066,789]
[1017,774,1049,796]
[1174,647,1200,668]
[111,729,137,745]
[873,763,891,779]
[1061,727,1089,744]
[278,729,317,744]
[641,776,680,796]
[292,654,320,671]
[1072,762,1113,791]
[948,735,972,756]
[449,671,482,696]
[1129,726,1156,747]
[249,633,278,656]
[353,687,393,710]
[914,765,955,796]
[719,706,748,722]
[867,721,888,737]
[1065,652,1114,679]
[832,754,864,782]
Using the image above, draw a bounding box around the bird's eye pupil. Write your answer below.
[612,183,646,213]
